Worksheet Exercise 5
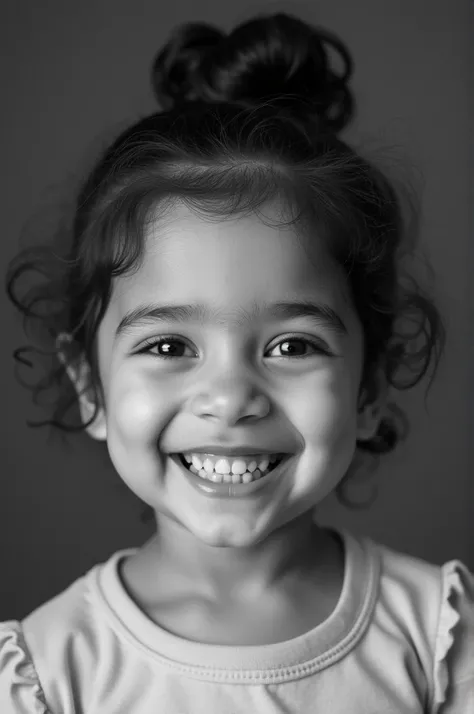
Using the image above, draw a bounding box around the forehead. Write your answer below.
[113,201,351,311]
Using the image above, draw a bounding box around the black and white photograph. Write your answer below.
[0,1,472,711]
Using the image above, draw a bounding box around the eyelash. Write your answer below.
[136,334,332,360]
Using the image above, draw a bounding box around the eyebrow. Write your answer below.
[115,299,348,339]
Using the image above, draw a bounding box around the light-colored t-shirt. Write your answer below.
[0,527,473,713]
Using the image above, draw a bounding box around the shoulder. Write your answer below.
[374,538,444,629]
[367,535,474,713]
[22,559,100,646]
[0,548,133,712]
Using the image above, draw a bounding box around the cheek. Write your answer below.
[105,372,167,499]
[107,370,163,443]
[289,373,359,500]
[290,369,358,444]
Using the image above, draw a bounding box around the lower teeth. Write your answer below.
[195,466,263,483]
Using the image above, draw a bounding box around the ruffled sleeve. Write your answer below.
[0,620,50,713]
[431,560,474,713]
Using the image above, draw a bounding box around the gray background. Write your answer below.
[1,0,471,619]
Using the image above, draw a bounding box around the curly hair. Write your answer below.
[5,13,445,522]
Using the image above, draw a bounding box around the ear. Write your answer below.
[56,333,107,441]
[356,368,388,442]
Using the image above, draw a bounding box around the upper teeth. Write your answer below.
[182,453,279,475]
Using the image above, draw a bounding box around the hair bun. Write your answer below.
[152,23,226,110]
[152,13,354,133]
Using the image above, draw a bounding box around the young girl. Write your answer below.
[1,12,472,713]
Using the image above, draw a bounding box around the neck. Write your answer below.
[137,510,330,603]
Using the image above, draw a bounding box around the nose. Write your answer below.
[190,372,270,427]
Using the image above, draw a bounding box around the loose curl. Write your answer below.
[6,13,445,522]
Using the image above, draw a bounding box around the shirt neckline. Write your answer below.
[93,526,379,682]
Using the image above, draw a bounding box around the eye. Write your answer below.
[267,335,331,359]
[136,334,332,360]
[137,336,195,359]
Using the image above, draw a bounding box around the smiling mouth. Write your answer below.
[170,452,292,498]
[176,452,285,484]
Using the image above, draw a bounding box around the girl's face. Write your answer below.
[91,201,377,547]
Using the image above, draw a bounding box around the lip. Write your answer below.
[170,453,293,499]
[178,446,287,456]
